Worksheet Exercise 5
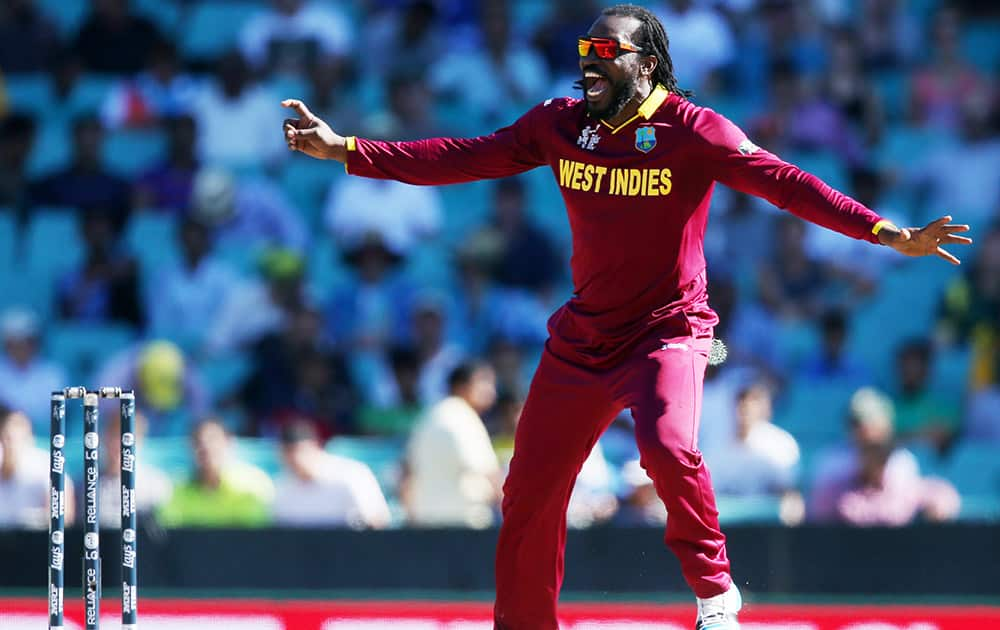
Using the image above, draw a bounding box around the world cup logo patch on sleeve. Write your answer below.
[635,126,656,153]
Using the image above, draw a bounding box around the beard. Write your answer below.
[576,74,638,120]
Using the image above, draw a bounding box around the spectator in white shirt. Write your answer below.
[405,361,501,528]
[149,215,245,356]
[0,308,66,430]
[192,52,286,169]
[324,176,441,258]
[273,419,391,528]
[0,407,75,528]
[704,379,805,525]
[239,0,352,75]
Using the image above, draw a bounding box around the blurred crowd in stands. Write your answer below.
[0,0,998,530]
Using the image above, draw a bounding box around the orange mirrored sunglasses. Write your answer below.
[577,37,643,59]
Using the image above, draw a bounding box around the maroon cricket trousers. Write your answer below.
[493,327,732,629]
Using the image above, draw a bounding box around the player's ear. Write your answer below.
[641,55,657,79]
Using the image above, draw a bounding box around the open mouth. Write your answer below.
[583,70,609,100]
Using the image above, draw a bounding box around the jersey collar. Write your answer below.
[598,83,671,134]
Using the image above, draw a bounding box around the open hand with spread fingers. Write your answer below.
[876,215,973,265]
[281,99,347,162]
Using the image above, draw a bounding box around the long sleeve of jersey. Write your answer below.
[690,107,883,244]
[345,106,548,185]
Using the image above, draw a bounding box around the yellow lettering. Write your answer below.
[659,168,672,196]
[559,159,573,188]
[628,169,642,196]
[614,169,628,195]
[582,164,594,192]
[640,169,649,196]
[593,166,607,193]
[647,168,660,196]
[571,161,584,190]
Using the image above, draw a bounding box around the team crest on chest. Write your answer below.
[635,125,656,153]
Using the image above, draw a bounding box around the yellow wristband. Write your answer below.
[345,136,357,151]
[871,219,895,235]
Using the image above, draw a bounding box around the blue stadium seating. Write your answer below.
[180,2,266,60]
[103,128,169,177]
[124,211,181,279]
[45,322,138,385]
[3,74,53,116]
[196,352,253,404]
[942,443,1000,521]
[774,380,854,449]
[35,0,89,36]
[962,21,1000,73]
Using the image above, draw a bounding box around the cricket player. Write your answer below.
[282,5,971,628]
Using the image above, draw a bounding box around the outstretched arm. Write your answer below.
[693,109,972,263]
[281,99,547,185]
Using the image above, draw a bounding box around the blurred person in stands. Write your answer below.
[323,164,441,260]
[57,209,144,329]
[822,29,884,151]
[0,307,66,428]
[97,339,209,437]
[282,4,972,626]
[325,232,415,403]
[0,406,74,528]
[910,6,990,132]
[0,114,36,215]
[653,0,734,92]
[0,0,58,73]
[148,214,244,356]
[363,71,441,141]
[430,0,549,128]
[565,441,619,528]
[937,224,1000,357]
[811,387,960,525]
[757,213,830,321]
[192,51,286,170]
[72,0,164,75]
[159,418,274,528]
[239,0,351,76]
[703,378,805,526]
[405,361,500,527]
[939,224,1000,435]
[101,40,198,129]
[856,0,919,70]
[190,166,307,255]
[476,177,562,295]
[357,345,424,436]
[98,410,172,528]
[363,0,442,78]
[411,293,465,405]
[533,0,602,83]
[910,92,1000,224]
[615,459,667,526]
[891,338,961,453]
[208,248,310,356]
[30,115,131,218]
[273,419,389,528]
[800,308,870,387]
[242,303,358,439]
[133,115,199,212]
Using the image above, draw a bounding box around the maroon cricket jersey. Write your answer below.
[345,85,884,367]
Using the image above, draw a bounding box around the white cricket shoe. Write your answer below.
[695,583,741,630]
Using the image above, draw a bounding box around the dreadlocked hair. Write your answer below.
[602,4,693,98]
